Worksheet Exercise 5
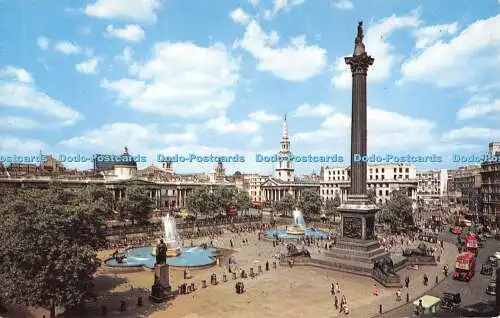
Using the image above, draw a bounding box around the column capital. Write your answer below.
[345,53,374,75]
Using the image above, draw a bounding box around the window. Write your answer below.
[394,168,397,173]
[381,175,385,180]
[382,168,385,173]
[376,175,379,180]
[385,190,389,196]
[399,168,402,173]
[370,175,372,180]
[376,168,378,173]
[379,190,382,195]
[405,168,409,173]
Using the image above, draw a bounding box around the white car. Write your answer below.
[495,252,500,259]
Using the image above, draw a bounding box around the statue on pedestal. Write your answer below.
[156,239,167,265]
[354,21,366,56]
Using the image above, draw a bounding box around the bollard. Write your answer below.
[435,275,439,284]
[406,293,409,303]
[202,280,207,288]
[137,296,143,307]
[120,300,126,312]
[379,304,382,314]
[223,274,227,282]
[102,305,107,316]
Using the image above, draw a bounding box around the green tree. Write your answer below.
[235,190,252,215]
[84,185,115,219]
[298,189,322,216]
[278,193,296,217]
[116,186,153,225]
[186,186,217,217]
[377,189,414,232]
[213,186,237,215]
[0,188,106,318]
[367,188,377,205]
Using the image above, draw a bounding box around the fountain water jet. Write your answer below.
[287,209,306,235]
[152,214,181,257]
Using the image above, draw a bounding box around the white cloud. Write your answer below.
[250,135,263,146]
[84,0,161,24]
[76,57,101,75]
[105,24,145,42]
[0,66,33,83]
[101,41,240,117]
[293,103,335,117]
[332,10,421,89]
[116,47,134,63]
[457,97,500,120]
[248,110,280,122]
[400,15,500,87]
[59,122,196,151]
[441,127,500,142]
[0,136,48,154]
[237,21,326,81]
[293,107,437,153]
[57,123,275,173]
[204,116,260,134]
[230,8,250,25]
[413,22,458,49]
[332,0,353,10]
[0,116,42,130]
[0,67,82,126]
[249,0,259,7]
[266,0,306,20]
[54,41,81,55]
[36,36,50,50]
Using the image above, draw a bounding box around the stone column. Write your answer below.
[345,30,374,199]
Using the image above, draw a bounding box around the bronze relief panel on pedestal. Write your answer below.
[365,216,375,240]
[343,216,362,239]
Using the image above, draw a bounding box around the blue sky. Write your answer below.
[0,0,499,174]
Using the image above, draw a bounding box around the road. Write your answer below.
[380,232,499,317]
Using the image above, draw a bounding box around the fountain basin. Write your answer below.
[167,247,181,257]
[105,246,217,269]
[287,226,305,235]
[265,228,329,240]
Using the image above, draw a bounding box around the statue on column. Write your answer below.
[354,21,366,55]
[156,239,167,265]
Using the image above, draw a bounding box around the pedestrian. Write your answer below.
[334,295,338,309]
[396,289,402,301]
[335,282,340,294]
[331,282,335,295]
[423,274,428,286]
[443,265,448,276]
[405,276,410,288]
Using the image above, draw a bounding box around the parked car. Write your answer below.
[486,280,496,295]
[440,292,461,310]
[488,255,498,267]
[494,251,500,259]
[480,263,493,275]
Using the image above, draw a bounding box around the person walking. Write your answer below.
[405,276,410,288]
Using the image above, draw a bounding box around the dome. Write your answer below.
[234,171,242,176]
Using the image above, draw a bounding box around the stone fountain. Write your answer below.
[152,214,181,257]
[287,209,306,235]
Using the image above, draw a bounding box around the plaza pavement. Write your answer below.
[88,230,458,318]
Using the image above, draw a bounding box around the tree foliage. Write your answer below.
[367,188,377,205]
[274,193,295,217]
[376,189,414,232]
[298,189,322,216]
[116,186,153,224]
[235,190,252,215]
[186,186,217,217]
[0,187,106,318]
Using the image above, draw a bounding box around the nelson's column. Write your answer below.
[316,22,401,287]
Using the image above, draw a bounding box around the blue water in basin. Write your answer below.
[105,246,217,268]
[264,228,329,239]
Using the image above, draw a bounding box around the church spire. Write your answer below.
[282,114,288,138]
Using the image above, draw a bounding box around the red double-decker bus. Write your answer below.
[465,235,478,256]
[453,252,476,281]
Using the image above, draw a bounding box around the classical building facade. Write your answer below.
[446,165,482,216]
[416,169,447,205]
[320,164,418,206]
[481,142,500,226]
[0,148,235,210]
